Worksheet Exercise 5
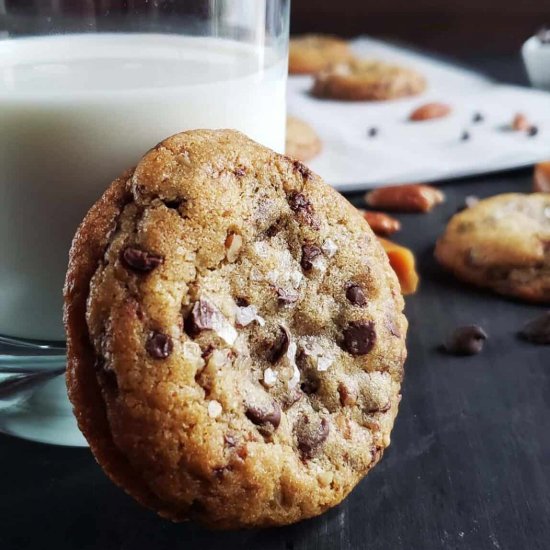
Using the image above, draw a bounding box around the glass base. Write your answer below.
[0,374,87,446]
[0,336,87,447]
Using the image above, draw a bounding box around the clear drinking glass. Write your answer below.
[0,0,289,446]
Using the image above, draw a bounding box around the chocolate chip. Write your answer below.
[277,287,299,305]
[269,325,291,363]
[518,312,550,344]
[346,283,367,306]
[528,125,539,137]
[163,199,183,209]
[245,401,281,429]
[145,331,173,359]
[472,112,484,123]
[185,298,216,337]
[292,160,312,179]
[288,192,319,229]
[296,416,330,458]
[300,244,322,270]
[300,376,320,395]
[265,223,280,237]
[460,130,471,141]
[121,246,163,272]
[367,127,378,137]
[444,325,487,355]
[235,297,250,307]
[341,321,376,355]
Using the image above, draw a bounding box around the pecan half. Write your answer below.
[512,113,530,131]
[361,210,401,235]
[365,184,445,213]
[409,102,451,121]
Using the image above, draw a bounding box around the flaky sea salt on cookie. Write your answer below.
[64,129,407,528]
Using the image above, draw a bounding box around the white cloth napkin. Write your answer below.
[287,37,550,191]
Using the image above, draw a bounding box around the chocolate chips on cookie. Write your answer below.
[64,129,407,529]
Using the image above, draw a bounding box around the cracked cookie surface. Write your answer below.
[435,193,550,303]
[65,129,407,528]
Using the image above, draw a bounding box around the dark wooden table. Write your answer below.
[1,56,549,550]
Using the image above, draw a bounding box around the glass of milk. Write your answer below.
[0,0,289,446]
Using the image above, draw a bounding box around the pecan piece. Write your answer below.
[361,210,401,235]
[511,112,530,131]
[224,233,242,263]
[365,184,445,213]
[409,102,451,121]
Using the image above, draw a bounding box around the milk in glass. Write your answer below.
[0,33,286,340]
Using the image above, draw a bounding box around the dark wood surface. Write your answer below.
[1,57,549,550]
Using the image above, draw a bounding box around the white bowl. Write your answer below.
[522,35,550,90]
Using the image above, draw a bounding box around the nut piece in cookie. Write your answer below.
[289,34,352,75]
[64,129,407,529]
[286,116,322,162]
[365,184,445,213]
[435,193,550,303]
[312,59,426,101]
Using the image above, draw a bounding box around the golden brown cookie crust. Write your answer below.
[285,116,322,162]
[289,34,353,75]
[65,130,407,528]
[312,59,427,101]
[435,193,550,303]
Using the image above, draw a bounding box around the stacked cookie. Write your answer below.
[65,129,408,528]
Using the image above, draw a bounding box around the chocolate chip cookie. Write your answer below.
[286,116,322,162]
[65,129,407,528]
[435,193,550,303]
[289,34,353,75]
[312,59,426,101]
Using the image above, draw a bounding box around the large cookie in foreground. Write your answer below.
[64,129,407,528]
[435,193,550,303]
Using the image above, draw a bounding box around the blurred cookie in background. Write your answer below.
[312,59,426,101]
[435,193,550,303]
[289,34,353,75]
[285,116,322,161]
